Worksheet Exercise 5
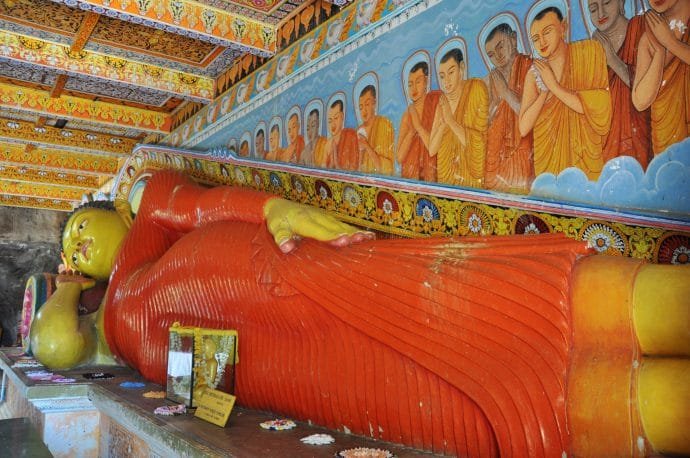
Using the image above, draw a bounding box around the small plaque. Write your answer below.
[194,388,236,427]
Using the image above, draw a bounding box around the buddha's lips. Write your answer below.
[81,240,91,260]
[598,17,609,25]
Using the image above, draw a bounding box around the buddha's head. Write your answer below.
[287,114,300,143]
[358,85,377,124]
[61,201,129,281]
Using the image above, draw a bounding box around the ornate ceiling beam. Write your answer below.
[50,74,68,98]
[0,164,101,189]
[0,81,172,133]
[0,118,136,155]
[50,0,277,56]
[0,32,215,102]
[0,194,74,211]
[0,141,121,176]
[71,11,101,53]
[0,179,87,201]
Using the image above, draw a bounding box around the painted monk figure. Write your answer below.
[239,139,250,158]
[357,85,394,175]
[483,24,534,192]
[429,48,489,187]
[31,169,689,458]
[265,124,285,162]
[397,61,441,181]
[519,7,612,180]
[589,0,652,168]
[632,0,690,155]
[300,109,328,167]
[254,128,267,158]
[281,113,305,163]
[325,99,360,171]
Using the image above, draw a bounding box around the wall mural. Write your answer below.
[165,0,689,224]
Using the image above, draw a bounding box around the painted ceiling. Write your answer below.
[0,0,343,211]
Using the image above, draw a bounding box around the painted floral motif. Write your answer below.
[656,234,690,265]
[580,223,627,255]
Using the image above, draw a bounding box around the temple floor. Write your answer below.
[0,348,440,457]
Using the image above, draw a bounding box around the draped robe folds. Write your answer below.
[308,136,329,167]
[435,78,489,187]
[650,19,690,155]
[104,170,593,458]
[401,91,442,181]
[360,116,394,174]
[485,54,534,192]
[532,40,612,180]
[603,16,652,168]
[329,128,360,171]
[279,135,305,163]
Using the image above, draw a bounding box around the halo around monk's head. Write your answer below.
[401,50,432,103]
[525,0,571,57]
[478,13,526,71]
[304,98,324,138]
[353,71,379,126]
[435,36,468,82]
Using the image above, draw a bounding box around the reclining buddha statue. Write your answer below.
[29,169,689,457]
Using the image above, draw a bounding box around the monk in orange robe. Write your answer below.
[265,124,285,162]
[483,24,534,192]
[300,109,328,167]
[397,61,441,181]
[429,48,489,187]
[632,0,690,155]
[520,7,612,180]
[589,0,652,168]
[357,85,394,174]
[280,113,305,163]
[325,99,360,171]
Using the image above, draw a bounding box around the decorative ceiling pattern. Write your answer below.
[0,0,345,210]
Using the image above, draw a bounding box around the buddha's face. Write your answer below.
[485,31,517,71]
[588,0,624,32]
[62,207,128,281]
[530,12,567,59]
[438,57,464,94]
[358,91,376,124]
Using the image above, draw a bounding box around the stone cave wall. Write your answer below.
[0,207,62,346]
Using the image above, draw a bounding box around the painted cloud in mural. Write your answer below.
[530,138,690,217]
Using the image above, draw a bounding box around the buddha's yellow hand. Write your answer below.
[55,274,96,291]
[263,197,374,253]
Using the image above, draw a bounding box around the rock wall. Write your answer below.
[0,207,63,346]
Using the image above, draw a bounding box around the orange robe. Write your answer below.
[329,128,360,171]
[310,136,329,168]
[104,170,592,457]
[360,116,394,174]
[401,91,441,181]
[485,54,534,192]
[533,40,612,180]
[278,136,305,163]
[604,16,652,168]
[650,19,690,155]
[435,78,489,187]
